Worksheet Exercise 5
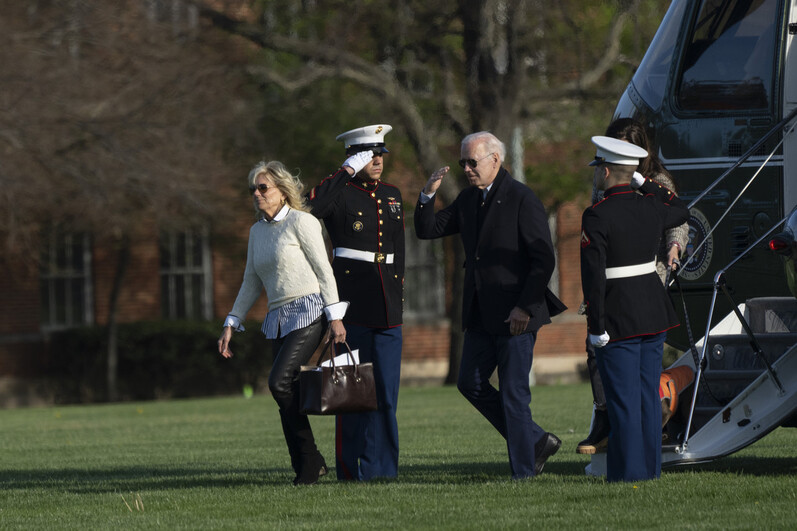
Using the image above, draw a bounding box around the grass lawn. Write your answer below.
[1,383,795,529]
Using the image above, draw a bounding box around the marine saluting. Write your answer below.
[307,124,405,481]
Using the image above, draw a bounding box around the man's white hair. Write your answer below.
[461,131,506,161]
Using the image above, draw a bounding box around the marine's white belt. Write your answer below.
[334,247,394,264]
[605,260,656,280]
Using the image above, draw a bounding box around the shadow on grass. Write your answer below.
[664,455,797,477]
[0,466,298,492]
[378,454,593,484]
[0,456,593,492]
[6,454,790,492]
[394,454,797,483]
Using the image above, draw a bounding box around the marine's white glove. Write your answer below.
[589,332,610,348]
[630,171,645,190]
[342,151,373,174]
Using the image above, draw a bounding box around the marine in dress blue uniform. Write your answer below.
[580,136,690,482]
[307,124,404,481]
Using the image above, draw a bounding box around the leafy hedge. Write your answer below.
[47,321,272,404]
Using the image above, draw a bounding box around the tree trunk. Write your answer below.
[106,236,131,402]
[444,242,465,385]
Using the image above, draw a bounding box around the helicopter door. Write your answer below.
[656,0,787,348]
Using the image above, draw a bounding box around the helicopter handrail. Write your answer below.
[687,105,797,209]
[678,209,792,453]
[678,118,797,276]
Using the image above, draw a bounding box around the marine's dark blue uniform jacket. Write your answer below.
[414,167,566,335]
[308,169,405,328]
[580,179,690,341]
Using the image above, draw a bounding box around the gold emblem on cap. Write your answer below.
[353,221,364,232]
[375,126,383,134]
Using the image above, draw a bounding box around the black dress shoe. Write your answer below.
[576,408,609,455]
[534,432,562,475]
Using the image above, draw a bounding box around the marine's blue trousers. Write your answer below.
[596,332,664,482]
[335,325,402,481]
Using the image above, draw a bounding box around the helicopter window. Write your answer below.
[632,0,688,111]
[677,0,778,112]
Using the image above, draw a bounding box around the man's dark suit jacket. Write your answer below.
[415,167,566,335]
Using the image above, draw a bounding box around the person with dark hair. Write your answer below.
[577,118,690,455]
[580,136,689,482]
[415,131,567,479]
[218,161,348,486]
[306,124,404,481]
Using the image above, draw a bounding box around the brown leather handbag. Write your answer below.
[299,341,377,415]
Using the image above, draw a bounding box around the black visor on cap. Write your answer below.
[346,142,389,156]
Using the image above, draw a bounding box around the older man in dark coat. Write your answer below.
[414,131,566,479]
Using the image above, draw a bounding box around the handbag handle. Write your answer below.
[316,341,357,369]
[316,341,363,383]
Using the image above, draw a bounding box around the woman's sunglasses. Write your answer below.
[249,183,275,195]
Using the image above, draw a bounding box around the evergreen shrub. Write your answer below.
[47,321,272,403]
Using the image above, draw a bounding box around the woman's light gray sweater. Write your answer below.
[229,209,339,320]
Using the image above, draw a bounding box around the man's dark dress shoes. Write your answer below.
[534,432,562,475]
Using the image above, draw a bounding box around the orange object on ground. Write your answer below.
[660,365,695,426]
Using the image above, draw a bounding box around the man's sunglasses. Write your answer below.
[458,152,495,169]
[249,183,275,195]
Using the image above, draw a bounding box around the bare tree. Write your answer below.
[0,0,260,399]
